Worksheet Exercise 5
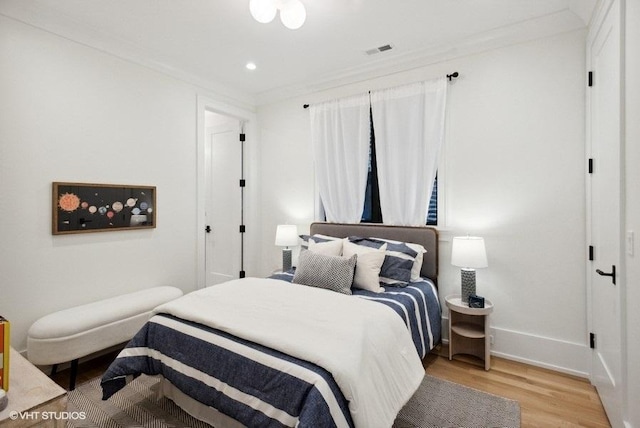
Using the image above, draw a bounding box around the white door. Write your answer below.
[204,118,242,286]
[588,0,623,425]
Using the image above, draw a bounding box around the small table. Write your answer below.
[0,348,67,427]
[445,294,493,370]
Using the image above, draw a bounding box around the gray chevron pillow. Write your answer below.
[293,251,357,295]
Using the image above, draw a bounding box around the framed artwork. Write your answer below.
[52,182,156,235]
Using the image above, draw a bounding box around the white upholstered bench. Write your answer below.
[27,286,183,389]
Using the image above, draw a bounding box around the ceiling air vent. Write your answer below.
[365,44,394,56]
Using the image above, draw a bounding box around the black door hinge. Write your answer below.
[239,270,246,278]
[239,225,246,233]
[239,179,246,188]
[239,133,246,142]
[588,158,594,174]
[588,71,594,87]
[589,245,594,261]
[590,332,596,349]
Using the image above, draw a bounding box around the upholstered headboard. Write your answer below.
[309,222,439,285]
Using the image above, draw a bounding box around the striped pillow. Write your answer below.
[373,237,427,282]
[347,236,420,286]
[299,234,345,256]
[299,234,342,250]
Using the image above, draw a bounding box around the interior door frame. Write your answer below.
[196,95,256,288]
[585,0,627,425]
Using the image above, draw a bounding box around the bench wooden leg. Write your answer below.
[51,363,58,376]
[69,359,79,390]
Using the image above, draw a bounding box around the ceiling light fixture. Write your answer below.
[246,62,257,70]
[249,0,306,30]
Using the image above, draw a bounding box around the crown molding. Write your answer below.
[0,4,256,110]
[254,8,589,106]
[1,2,594,110]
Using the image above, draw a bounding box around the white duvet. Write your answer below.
[153,277,425,428]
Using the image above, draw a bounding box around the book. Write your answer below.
[0,316,9,391]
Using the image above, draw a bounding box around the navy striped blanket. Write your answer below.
[272,271,441,357]
[102,314,352,427]
[101,277,440,427]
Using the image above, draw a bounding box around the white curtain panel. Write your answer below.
[370,78,447,226]
[310,94,371,223]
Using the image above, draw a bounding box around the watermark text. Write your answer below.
[9,410,86,421]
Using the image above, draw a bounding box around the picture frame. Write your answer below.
[52,182,156,235]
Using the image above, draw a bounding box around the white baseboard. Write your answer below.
[442,318,591,378]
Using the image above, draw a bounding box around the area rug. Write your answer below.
[67,374,520,427]
[393,375,520,428]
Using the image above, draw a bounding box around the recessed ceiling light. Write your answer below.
[246,62,257,70]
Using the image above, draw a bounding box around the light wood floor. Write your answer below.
[425,345,611,427]
[52,346,611,427]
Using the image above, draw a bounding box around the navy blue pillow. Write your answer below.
[347,236,418,286]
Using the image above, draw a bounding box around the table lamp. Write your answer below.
[275,224,299,272]
[451,236,488,304]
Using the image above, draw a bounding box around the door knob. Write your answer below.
[205,225,211,233]
[596,265,616,285]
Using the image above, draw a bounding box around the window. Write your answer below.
[361,110,438,225]
[426,175,438,225]
[362,110,382,223]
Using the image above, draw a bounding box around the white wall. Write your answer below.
[0,15,255,353]
[0,10,594,379]
[257,99,317,271]
[624,0,640,425]
[257,30,589,375]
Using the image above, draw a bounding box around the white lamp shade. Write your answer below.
[451,236,488,269]
[250,0,277,23]
[275,224,299,247]
[279,0,306,29]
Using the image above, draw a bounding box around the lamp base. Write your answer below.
[282,248,292,272]
[461,269,476,304]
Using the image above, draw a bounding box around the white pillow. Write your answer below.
[312,234,343,241]
[342,241,387,293]
[309,238,344,256]
[406,243,427,282]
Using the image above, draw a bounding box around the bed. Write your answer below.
[100,222,441,428]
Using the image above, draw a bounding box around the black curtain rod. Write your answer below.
[446,71,459,81]
[303,71,459,109]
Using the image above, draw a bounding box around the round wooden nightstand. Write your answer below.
[445,294,493,370]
